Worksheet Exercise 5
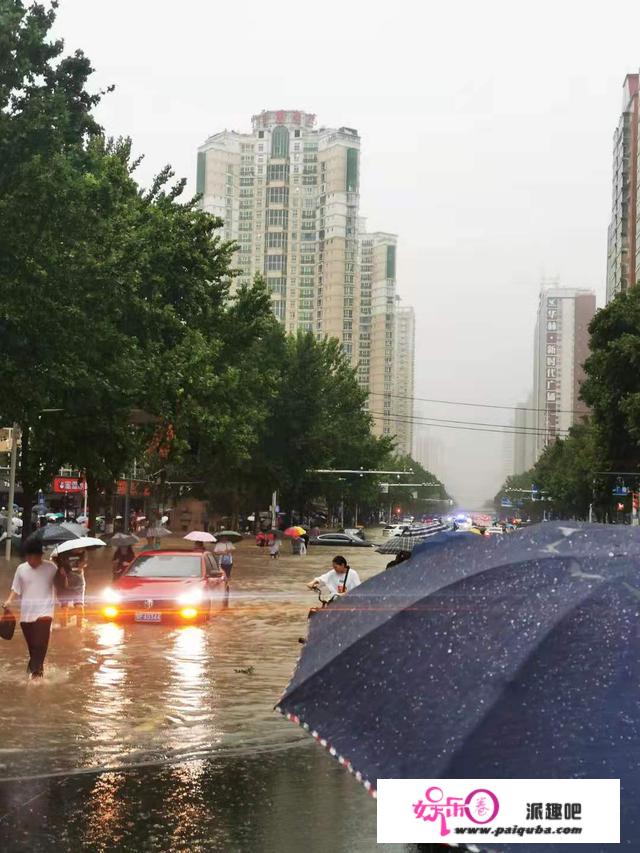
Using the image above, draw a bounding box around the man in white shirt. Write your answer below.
[2,541,64,679]
[307,555,361,597]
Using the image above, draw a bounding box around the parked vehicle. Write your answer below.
[100,549,229,624]
[341,527,365,540]
[309,532,374,548]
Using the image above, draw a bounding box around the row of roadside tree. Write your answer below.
[0,2,448,536]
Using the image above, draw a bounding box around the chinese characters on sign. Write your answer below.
[545,297,559,442]
[526,802,582,821]
[52,476,84,494]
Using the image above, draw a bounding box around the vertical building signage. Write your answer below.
[545,297,559,442]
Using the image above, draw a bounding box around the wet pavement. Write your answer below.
[0,535,404,852]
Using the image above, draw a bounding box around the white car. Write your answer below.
[386,523,411,538]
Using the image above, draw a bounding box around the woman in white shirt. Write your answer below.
[307,555,361,597]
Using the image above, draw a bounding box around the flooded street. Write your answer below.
[0,536,402,852]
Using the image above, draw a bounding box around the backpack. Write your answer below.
[220,552,232,567]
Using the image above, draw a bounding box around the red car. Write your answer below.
[100,549,229,624]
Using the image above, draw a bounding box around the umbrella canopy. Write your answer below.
[215,530,242,542]
[375,535,425,555]
[283,526,306,538]
[109,532,140,547]
[61,521,89,538]
[76,515,88,523]
[184,531,217,543]
[50,536,106,557]
[27,524,83,547]
[277,521,640,845]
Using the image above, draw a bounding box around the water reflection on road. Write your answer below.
[0,540,396,852]
[0,541,354,777]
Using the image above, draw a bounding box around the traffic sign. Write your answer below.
[500,496,513,508]
[612,486,629,496]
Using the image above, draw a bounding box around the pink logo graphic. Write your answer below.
[413,785,500,836]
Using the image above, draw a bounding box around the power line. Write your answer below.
[367,391,588,417]
[367,410,570,438]
[367,409,569,436]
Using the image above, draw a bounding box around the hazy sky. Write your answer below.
[56,0,640,506]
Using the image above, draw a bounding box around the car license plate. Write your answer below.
[134,612,161,622]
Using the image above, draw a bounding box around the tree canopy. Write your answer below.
[1,2,450,532]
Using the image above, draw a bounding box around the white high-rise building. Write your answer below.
[197,110,416,449]
[358,227,397,438]
[392,305,415,456]
[197,110,360,354]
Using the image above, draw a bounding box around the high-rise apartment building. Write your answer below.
[197,110,416,451]
[197,110,360,355]
[358,227,397,438]
[513,287,595,472]
[392,305,415,456]
[606,73,639,302]
[531,286,595,459]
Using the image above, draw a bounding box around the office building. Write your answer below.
[606,73,639,302]
[530,285,596,460]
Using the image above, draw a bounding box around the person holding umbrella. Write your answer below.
[2,540,66,679]
[53,549,87,626]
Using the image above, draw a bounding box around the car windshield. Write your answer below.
[126,554,201,578]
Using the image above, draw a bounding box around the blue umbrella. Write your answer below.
[277,522,640,850]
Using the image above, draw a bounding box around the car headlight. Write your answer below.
[102,587,122,604]
[177,589,204,606]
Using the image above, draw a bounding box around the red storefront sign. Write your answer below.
[53,476,85,494]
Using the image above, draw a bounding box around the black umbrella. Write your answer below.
[278,522,640,850]
[26,524,83,547]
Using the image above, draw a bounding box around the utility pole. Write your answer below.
[271,490,278,530]
[4,424,20,560]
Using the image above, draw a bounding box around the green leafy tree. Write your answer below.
[580,288,640,472]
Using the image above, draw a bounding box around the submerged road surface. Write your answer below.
[0,535,410,852]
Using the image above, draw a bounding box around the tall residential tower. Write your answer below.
[197,110,416,451]
[606,73,639,302]
[197,110,360,352]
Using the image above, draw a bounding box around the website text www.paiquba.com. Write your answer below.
[455,825,583,837]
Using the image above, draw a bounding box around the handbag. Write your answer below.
[0,606,16,641]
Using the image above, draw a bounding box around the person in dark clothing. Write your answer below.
[386,550,411,570]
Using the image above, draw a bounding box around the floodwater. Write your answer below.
[0,536,411,852]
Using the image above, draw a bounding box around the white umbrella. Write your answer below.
[145,526,172,538]
[183,531,216,543]
[51,536,106,557]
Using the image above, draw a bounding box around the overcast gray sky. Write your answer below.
[56,0,640,506]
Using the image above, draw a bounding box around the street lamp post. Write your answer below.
[4,424,20,560]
